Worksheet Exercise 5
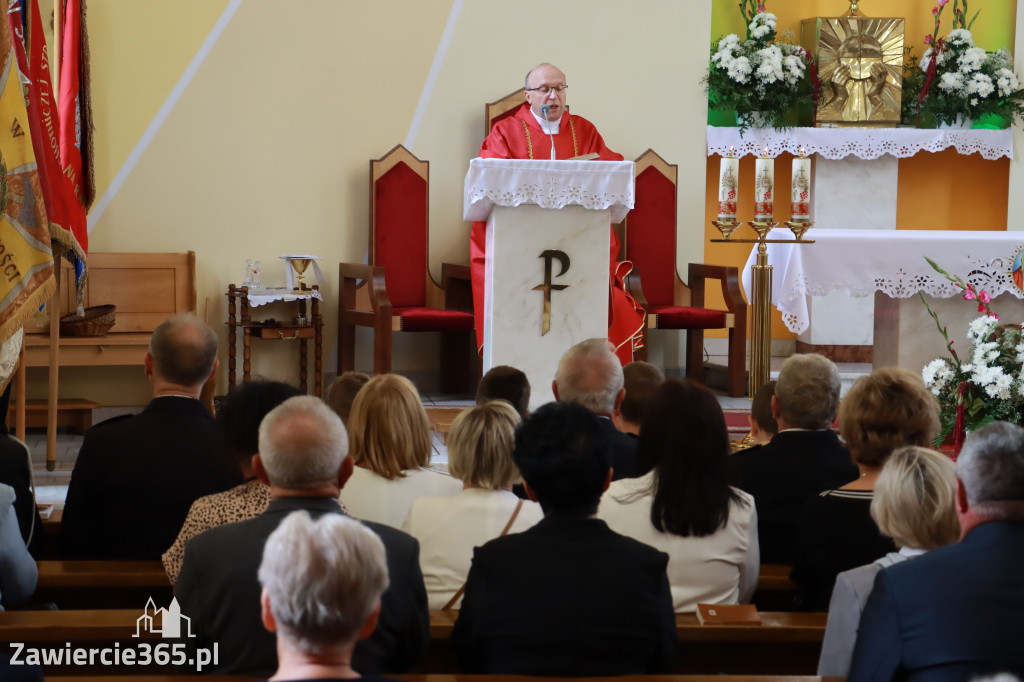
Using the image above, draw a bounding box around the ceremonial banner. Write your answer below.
[0,0,55,345]
[8,0,87,275]
[58,0,94,219]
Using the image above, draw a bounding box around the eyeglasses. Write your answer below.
[526,84,568,95]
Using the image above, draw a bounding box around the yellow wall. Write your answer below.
[54,0,712,402]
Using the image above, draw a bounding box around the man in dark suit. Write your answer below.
[176,395,429,677]
[733,353,858,563]
[60,313,241,559]
[553,337,638,479]
[452,402,676,675]
[848,422,1024,682]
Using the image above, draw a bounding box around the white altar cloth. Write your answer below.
[246,288,323,308]
[464,158,635,222]
[741,229,1024,334]
[707,126,1013,160]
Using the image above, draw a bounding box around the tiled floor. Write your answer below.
[28,359,873,511]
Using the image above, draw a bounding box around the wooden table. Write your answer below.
[226,284,323,396]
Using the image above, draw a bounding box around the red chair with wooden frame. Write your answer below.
[623,149,748,397]
[485,88,526,135]
[337,145,475,393]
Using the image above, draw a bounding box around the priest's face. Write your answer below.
[525,64,567,121]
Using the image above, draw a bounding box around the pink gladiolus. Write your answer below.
[978,290,992,303]
[938,0,949,7]
[963,289,976,301]
[925,35,933,44]
[932,6,939,14]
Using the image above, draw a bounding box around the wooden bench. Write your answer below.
[33,560,172,609]
[17,252,197,467]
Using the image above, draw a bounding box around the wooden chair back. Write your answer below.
[485,87,526,135]
[624,149,687,307]
[370,145,439,309]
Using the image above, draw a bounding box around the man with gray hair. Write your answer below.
[733,353,857,563]
[62,312,241,559]
[258,511,390,680]
[553,338,637,479]
[849,422,1024,681]
[176,396,428,676]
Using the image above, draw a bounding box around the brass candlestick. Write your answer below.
[712,219,741,240]
[710,220,815,398]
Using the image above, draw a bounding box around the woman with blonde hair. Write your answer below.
[402,400,542,609]
[792,366,941,610]
[340,374,460,528]
[818,445,959,676]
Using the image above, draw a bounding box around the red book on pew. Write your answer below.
[695,603,761,625]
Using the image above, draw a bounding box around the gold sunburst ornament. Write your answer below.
[802,2,905,126]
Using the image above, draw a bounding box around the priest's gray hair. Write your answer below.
[959,422,1024,512]
[258,511,389,653]
[555,338,623,415]
[774,353,840,429]
[258,396,348,490]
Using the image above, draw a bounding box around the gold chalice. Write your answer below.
[290,258,312,291]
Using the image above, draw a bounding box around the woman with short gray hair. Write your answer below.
[257,510,390,680]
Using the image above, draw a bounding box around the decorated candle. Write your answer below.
[754,147,774,221]
[717,148,738,221]
[791,148,811,221]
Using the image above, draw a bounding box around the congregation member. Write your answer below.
[325,371,370,425]
[162,380,301,585]
[0,482,36,610]
[402,401,542,609]
[471,63,643,364]
[792,367,939,610]
[476,364,530,418]
[733,353,858,563]
[599,379,758,612]
[849,422,1024,681]
[0,383,41,556]
[176,396,429,676]
[257,511,395,682]
[61,313,242,559]
[452,402,676,675]
[553,338,637,479]
[340,374,460,528]
[818,445,959,677]
[733,380,778,455]
[613,361,665,436]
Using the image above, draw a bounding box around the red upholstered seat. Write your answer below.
[396,307,474,332]
[338,145,477,393]
[648,305,728,329]
[623,149,748,397]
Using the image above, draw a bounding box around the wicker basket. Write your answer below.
[60,304,117,337]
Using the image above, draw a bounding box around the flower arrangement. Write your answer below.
[919,257,1024,455]
[704,0,815,133]
[916,0,1024,127]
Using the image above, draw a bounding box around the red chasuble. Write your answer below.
[471,104,643,364]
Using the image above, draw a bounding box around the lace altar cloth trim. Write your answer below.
[740,229,1024,334]
[464,158,635,223]
[707,126,1013,160]
[246,288,323,308]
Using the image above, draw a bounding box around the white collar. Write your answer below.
[899,546,928,558]
[530,107,562,134]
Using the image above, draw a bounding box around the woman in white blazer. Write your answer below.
[340,374,461,529]
[598,379,759,613]
[403,400,542,610]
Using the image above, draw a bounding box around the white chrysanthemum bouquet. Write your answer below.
[917,0,1024,127]
[704,1,815,132]
[919,257,1024,455]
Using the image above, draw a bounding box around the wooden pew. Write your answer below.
[43,673,832,681]
[752,564,798,611]
[34,560,172,609]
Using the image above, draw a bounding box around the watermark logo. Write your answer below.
[9,597,217,671]
[135,597,195,638]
